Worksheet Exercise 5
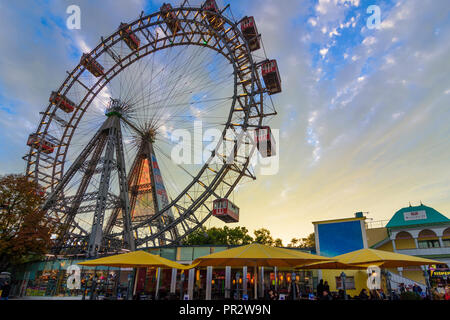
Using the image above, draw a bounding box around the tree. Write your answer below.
[0,174,53,271]
[288,233,315,249]
[252,228,269,245]
[182,226,253,246]
[224,226,253,245]
[273,238,284,247]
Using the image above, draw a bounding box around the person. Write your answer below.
[431,287,440,300]
[268,289,277,301]
[288,280,300,300]
[337,289,346,300]
[274,290,279,301]
[317,279,324,298]
[323,281,330,296]
[359,288,369,300]
[370,289,381,300]
[399,283,406,294]
[377,289,386,300]
[320,290,332,300]
[445,286,450,301]
[1,281,11,300]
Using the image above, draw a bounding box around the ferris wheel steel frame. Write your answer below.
[24,4,277,256]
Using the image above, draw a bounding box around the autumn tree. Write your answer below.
[0,174,53,271]
[288,233,316,249]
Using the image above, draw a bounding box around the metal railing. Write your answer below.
[365,220,390,229]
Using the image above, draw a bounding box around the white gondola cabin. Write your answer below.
[49,91,75,113]
[240,16,261,51]
[255,126,276,157]
[202,0,224,31]
[80,53,105,77]
[27,134,55,154]
[160,3,180,35]
[119,23,141,51]
[261,59,282,95]
[212,198,239,223]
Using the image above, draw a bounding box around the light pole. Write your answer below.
[424,267,432,300]
[340,272,348,300]
[291,272,297,300]
[385,271,393,300]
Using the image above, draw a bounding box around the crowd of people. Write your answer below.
[255,280,450,301]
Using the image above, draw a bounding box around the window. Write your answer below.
[418,240,440,249]
[443,239,450,247]
[335,276,355,290]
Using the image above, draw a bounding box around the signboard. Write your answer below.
[315,219,366,257]
[430,270,450,278]
[403,210,427,221]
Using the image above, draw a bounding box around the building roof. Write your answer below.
[386,204,449,229]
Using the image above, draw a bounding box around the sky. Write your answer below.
[0,0,449,245]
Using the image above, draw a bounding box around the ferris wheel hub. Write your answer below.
[105,98,128,117]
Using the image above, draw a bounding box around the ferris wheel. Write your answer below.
[24,0,281,257]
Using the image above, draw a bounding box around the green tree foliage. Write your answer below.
[287,233,316,248]
[0,174,53,271]
[182,226,253,246]
[253,228,284,247]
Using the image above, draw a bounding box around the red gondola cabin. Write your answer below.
[255,126,276,157]
[202,0,224,31]
[240,16,261,51]
[27,134,55,154]
[212,198,239,223]
[160,3,180,35]
[119,23,141,51]
[80,53,105,77]
[50,91,75,113]
[261,60,282,95]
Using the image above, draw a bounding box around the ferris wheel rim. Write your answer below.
[25,5,268,248]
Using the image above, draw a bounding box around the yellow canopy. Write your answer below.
[296,261,368,270]
[191,243,332,267]
[78,250,192,269]
[333,248,441,268]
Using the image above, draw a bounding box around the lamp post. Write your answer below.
[340,272,348,300]
[424,267,432,300]
[179,272,185,300]
[385,271,393,300]
[291,272,297,300]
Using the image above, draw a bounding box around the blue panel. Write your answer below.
[317,220,364,257]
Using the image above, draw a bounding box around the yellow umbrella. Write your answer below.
[78,250,192,269]
[191,243,332,300]
[191,243,332,267]
[333,248,441,268]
